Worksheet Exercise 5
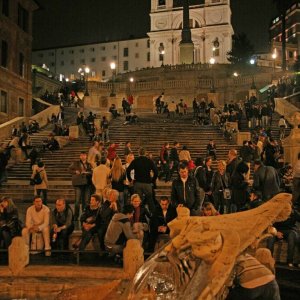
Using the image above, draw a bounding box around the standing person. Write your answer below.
[123,152,135,204]
[51,198,74,250]
[211,160,230,214]
[124,141,132,159]
[230,161,249,213]
[92,157,111,200]
[239,141,253,182]
[168,141,180,181]
[0,197,21,248]
[278,115,288,140]
[69,152,93,221]
[56,108,64,127]
[101,116,110,143]
[22,196,51,256]
[18,132,30,160]
[107,142,118,164]
[171,161,202,216]
[206,140,217,160]
[126,147,158,215]
[179,145,192,163]
[31,161,48,205]
[293,152,300,205]
[253,160,281,201]
[0,145,9,186]
[196,157,214,203]
[226,149,240,178]
[110,157,126,210]
[159,142,170,183]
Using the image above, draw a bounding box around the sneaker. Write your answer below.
[45,250,51,257]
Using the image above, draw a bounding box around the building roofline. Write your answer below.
[32,35,149,51]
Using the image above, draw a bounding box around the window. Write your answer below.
[49,52,54,56]
[112,55,117,60]
[135,53,139,58]
[158,0,166,6]
[113,45,117,49]
[80,59,85,64]
[123,61,129,71]
[90,47,95,52]
[69,50,74,54]
[91,71,96,77]
[1,40,8,68]
[90,57,96,62]
[61,61,64,66]
[289,51,293,58]
[61,50,64,55]
[123,47,129,57]
[50,62,55,67]
[147,52,150,62]
[70,60,74,65]
[101,57,106,62]
[147,39,150,48]
[102,70,106,77]
[18,98,24,116]
[2,0,9,16]
[101,46,106,51]
[38,53,44,58]
[135,42,139,47]
[79,49,85,53]
[0,90,8,113]
[18,4,29,32]
[19,52,25,77]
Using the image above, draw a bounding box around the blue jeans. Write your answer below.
[74,185,91,220]
[134,182,156,214]
[102,129,109,142]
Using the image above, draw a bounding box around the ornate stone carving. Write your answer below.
[128,193,292,299]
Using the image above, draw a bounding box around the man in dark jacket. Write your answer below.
[149,196,177,251]
[126,147,158,214]
[104,204,138,254]
[226,149,240,178]
[69,151,93,220]
[159,142,170,182]
[253,160,281,201]
[171,161,202,216]
[78,194,102,251]
[51,198,74,250]
[169,141,180,181]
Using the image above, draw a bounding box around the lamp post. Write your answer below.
[233,72,239,100]
[249,58,256,89]
[84,67,90,96]
[272,52,277,79]
[128,77,134,95]
[158,43,165,67]
[209,57,216,92]
[110,62,116,97]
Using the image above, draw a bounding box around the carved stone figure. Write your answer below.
[128,193,292,299]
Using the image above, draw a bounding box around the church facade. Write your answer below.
[32,0,233,81]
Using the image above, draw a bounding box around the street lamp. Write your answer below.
[272,52,277,77]
[128,77,134,95]
[209,57,216,92]
[84,67,90,96]
[249,58,256,89]
[158,43,165,67]
[110,62,116,97]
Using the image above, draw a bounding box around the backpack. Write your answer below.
[33,170,43,185]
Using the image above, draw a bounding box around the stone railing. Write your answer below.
[0,117,25,142]
[275,97,300,124]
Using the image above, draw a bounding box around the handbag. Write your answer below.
[220,175,231,200]
[72,174,88,186]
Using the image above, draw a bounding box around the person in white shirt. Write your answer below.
[22,196,51,256]
[278,115,288,140]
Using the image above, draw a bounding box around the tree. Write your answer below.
[227,33,255,66]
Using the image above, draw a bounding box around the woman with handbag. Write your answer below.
[0,197,22,248]
[211,160,230,214]
[31,161,48,205]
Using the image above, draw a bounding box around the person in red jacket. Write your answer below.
[107,142,119,164]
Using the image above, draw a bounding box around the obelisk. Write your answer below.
[179,0,194,64]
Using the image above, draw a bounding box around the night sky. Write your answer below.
[33,0,286,52]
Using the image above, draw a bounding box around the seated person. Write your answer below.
[149,196,177,251]
[104,204,139,255]
[78,194,102,251]
[22,196,51,256]
[227,253,280,300]
[109,104,119,118]
[51,198,74,250]
[242,189,263,211]
[42,134,60,152]
[130,194,151,246]
[266,205,300,267]
[97,189,119,251]
[124,112,138,125]
[200,201,220,216]
[0,197,22,248]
